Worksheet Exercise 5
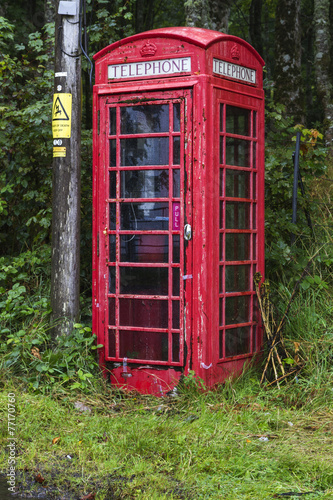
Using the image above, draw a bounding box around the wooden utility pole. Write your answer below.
[51,0,81,338]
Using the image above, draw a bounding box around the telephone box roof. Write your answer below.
[93,27,265,66]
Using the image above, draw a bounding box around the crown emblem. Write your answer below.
[231,44,240,60]
[140,41,157,57]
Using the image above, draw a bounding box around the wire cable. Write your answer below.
[79,0,94,88]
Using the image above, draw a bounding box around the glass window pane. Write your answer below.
[173,137,180,165]
[225,265,251,292]
[219,136,224,164]
[109,234,116,262]
[108,329,116,357]
[109,171,116,199]
[120,234,168,263]
[225,233,251,261]
[219,297,223,326]
[173,170,180,198]
[173,268,180,296]
[226,106,250,136]
[109,203,116,230]
[119,330,168,361]
[226,170,250,198]
[121,104,169,134]
[253,112,257,138]
[173,103,180,132]
[253,233,257,260]
[226,138,250,167]
[220,169,223,197]
[110,139,116,167]
[253,172,257,199]
[120,202,169,230]
[219,330,223,358]
[119,298,168,328]
[253,142,256,168]
[219,266,223,293]
[120,138,169,166]
[109,108,116,135]
[220,201,224,229]
[172,300,180,329]
[172,333,180,362]
[225,326,251,357]
[219,233,223,261]
[109,298,115,325]
[109,267,115,293]
[226,202,250,229]
[121,170,169,198]
[120,267,168,295]
[173,235,180,263]
[220,104,224,132]
[225,295,250,325]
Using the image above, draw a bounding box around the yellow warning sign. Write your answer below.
[52,93,72,138]
[53,147,66,157]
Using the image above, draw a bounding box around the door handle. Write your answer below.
[184,224,192,241]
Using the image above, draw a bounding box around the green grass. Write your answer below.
[1,373,333,500]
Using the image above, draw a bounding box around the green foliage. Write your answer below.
[87,0,135,53]
[179,370,206,397]
[0,246,51,323]
[0,19,54,254]
[0,246,101,394]
[0,320,103,393]
[265,101,329,280]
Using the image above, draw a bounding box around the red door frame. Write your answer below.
[93,88,193,391]
[212,89,264,371]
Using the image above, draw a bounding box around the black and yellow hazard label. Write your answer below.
[52,93,72,138]
[53,146,66,157]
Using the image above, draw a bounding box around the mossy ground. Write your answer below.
[1,374,332,500]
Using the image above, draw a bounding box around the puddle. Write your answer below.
[0,476,45,499]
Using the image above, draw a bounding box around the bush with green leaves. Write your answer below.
[0,19,54,254]
[265,101,330,280]
[0,321,103,393]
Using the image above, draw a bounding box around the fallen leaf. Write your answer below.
[79,493,95,500]
[31,347,41,359]
[52,437,61,445]
[35,473,45,484]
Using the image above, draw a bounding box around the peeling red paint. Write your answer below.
[93,28,265,395]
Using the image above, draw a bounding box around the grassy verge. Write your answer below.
[1,371,332,500]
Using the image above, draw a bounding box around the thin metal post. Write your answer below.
[291,131,301,245]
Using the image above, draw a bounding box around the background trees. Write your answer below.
[0,0,332,336]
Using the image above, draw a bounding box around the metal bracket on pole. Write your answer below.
[58,1,77,16]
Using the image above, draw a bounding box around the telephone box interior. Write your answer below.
[93,27,265,395]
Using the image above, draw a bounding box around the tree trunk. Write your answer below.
[51,0,81,338]
[209,0,229,33]
[185,0,229,32]
[184,0,211,29]
[273,0,304,123]
[314,0,333,149]
[249,0,263,55]
[44,0,55,24]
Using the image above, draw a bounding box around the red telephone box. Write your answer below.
[93,27,265,395]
